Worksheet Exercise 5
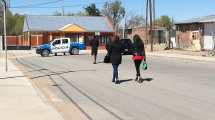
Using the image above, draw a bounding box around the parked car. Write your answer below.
[36,38,85,57]
[120,38,133,55]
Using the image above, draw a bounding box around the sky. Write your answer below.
[8,0,215,21]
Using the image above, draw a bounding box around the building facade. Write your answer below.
[126,26,168,51]
[23,15,115,48]
[127,26,167,44]
[175,15,215,51]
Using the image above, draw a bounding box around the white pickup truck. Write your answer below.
[36,38,86,57]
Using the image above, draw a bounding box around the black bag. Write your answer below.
[104,54,110,63]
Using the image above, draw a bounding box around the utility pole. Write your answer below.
[145,0,148,44]
[149,0,153,52]
[145,0,155,52]
[62,0,64,16]
[123,14,127,38]
[1,0,7,71]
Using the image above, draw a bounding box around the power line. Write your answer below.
[10,1,106,9]
[10,0,62,8]
[10,6,60,9]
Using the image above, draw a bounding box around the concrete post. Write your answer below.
[3,0,7,72]
[27,31,30,46]
[37,35,39,46]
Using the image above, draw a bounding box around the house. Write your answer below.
[126,26,168,51]
[127,26,167,44]
[23,15,115,48]
[175,15,215,51]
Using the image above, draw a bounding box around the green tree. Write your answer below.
[128,15,145,28]
[0,4,4,35]
[6,10,17,35]
[85,3,100,16]
[156,15,173,31]
[53,11,86,16]
[102,0,125,30]
[0,9,24,35]
[53,11,62,16]
[13,14,24,35]
[156,15,173,48]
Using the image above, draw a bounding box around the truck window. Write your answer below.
[62,39,69,44]
[53,39,61,46]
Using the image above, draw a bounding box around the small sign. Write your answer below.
[95,32,100,36]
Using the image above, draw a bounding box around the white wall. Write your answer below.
[171,37,176,48]
[0,36,2,51]
[204,23,215,50]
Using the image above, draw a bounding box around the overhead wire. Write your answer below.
[10,0,62,8]
[10,1,107,9]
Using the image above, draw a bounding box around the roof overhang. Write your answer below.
[59,24,87,32]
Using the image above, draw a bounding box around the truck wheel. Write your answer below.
[69,50,73,55]
[54,53,57,56]
[70,48,79,55]
[41,50,50,57]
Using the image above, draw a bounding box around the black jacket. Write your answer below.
[90,39,99,51]
[109,41,124,65]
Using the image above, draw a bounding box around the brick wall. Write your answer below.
[6,36,25,46]
[31,35,43,47]
[176,23,204,50]
[127,27,168,51]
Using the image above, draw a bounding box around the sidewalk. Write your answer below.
[147,50,215,63]
[0,57,64,120]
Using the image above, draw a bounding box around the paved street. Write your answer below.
[14,53,215,120]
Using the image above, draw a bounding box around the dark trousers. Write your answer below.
[112,64,119,81]
[134,60,142,76]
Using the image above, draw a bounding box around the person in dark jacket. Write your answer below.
[108,35,124,84]
[132,35,146,82]
[90,36,99,64]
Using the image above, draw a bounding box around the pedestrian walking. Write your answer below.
[132,35,146,83]
[90,36,99,64]
[108,35,124,84]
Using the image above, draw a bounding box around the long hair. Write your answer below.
[133,35,144,50]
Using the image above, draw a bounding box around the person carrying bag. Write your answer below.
[132,35,147,83]
[109,35,124,84]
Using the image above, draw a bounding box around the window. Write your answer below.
[192,32,199,40]
[53,40,61,45]
[70,37,77,42]
[62,39,68,44]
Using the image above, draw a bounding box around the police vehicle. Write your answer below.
[36,38,85,57]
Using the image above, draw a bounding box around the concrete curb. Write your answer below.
[147,52,215,63]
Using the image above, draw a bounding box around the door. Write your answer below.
[61,38,70,52]
[51,39,61,53]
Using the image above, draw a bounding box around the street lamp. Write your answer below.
[1,0,7,72]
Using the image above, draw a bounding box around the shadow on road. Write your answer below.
[118,79,133,84]
[0,75,25,80]
[96,61,105,64]
[30,69,96,79]
[138,78,154,83]
[28,68,48,72]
